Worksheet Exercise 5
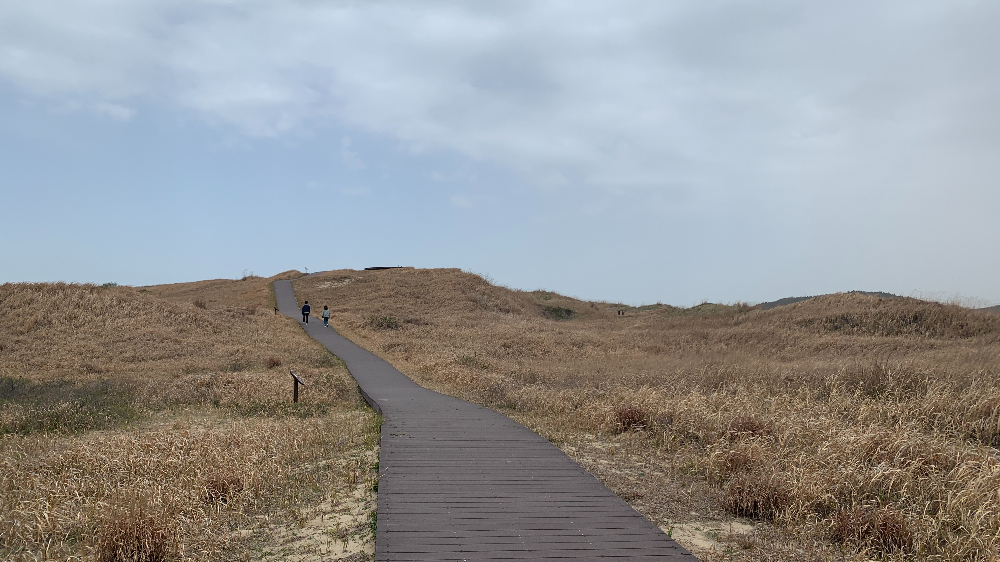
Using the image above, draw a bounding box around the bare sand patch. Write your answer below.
[255,449,378,562]
[315,278,356,291]
[662,520,755,555]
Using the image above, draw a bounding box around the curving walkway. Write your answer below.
[274,280,695,561]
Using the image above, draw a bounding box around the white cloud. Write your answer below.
[340,136,366,170]
[92,102,135,121]
[0,0,997,205]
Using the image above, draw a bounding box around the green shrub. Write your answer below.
[0,377,140,435]
[542,306,574,320]
[367,315,400,330]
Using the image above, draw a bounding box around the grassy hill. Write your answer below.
[756,290,902,310]
[295,268,1000,561]
[6,267,997,561]
[0,274,379,562]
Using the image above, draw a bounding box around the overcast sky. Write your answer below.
[2,0,997,306]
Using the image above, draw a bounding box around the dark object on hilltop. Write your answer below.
[365,266,405,270]
[852,291,902,300]
[758,291,901,310]
[757,296,813,310]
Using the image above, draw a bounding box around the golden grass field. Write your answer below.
[294,268,1000,561]
[0,273,380,562]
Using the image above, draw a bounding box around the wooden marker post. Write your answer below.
[290,370,305,403]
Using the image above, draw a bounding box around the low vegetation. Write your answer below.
[296,268,1000,561]
[0,273,379,561]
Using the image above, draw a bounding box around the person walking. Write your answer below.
[302,301,311,323]
[321,305,331,327]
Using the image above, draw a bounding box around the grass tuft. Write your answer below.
[612,405,649,433]
[722,471,791,520]
[366,315,400,330]
[726,415,772,438]
[202,472,244,504]
[829,507,913,555]
[456,354,490,370]
[94,503,175,562]
[478,378,516,409]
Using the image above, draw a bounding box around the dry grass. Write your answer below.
[0,273,379,561]
[295,268,1000,561]
[95,500,175,562]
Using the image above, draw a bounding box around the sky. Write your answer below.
[1,0,998,306]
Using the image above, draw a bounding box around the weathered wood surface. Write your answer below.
[274,279,695,561]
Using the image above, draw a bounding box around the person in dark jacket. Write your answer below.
[302,301,311,323]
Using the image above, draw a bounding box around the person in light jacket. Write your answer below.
[321,305,331,327]
[301,301,311,323]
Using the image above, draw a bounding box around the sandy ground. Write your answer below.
[664,520,756,556]
[254,449,378,562]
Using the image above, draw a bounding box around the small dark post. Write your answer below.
[290,370,305,403]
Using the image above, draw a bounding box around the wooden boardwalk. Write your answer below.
[274,280,695,561]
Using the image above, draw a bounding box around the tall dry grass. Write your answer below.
[0,273,379,561]
[295,268,1000,561]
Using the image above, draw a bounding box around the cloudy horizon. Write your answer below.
[2,0,998,306]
